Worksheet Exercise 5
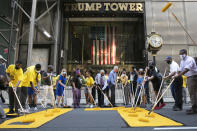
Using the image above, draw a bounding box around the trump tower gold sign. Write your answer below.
[64,2,144,13]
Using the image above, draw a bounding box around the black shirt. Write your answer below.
[42,71,53,86]
[148,69,160,85]
[72,75,82,89]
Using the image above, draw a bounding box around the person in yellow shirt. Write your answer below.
[21,64,41,111]
[52,74,59,100]
[85,70,95,108]
[6,61,23,114]
[182,75,187,104]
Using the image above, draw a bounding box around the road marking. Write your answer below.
[154,127,197,130]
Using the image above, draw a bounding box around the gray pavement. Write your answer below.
[1,103,197,131]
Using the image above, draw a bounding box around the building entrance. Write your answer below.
[64,17,146,73]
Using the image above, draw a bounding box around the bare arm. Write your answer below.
[58,80,66,88]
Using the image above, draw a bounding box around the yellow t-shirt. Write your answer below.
[86,76,94,87]
[182,75,187,88]
[52,75,59,89]
[21,66,41,87]
[6,65,23,87]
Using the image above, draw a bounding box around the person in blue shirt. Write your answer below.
[136,68,146,106]
[56,68,67,107]
[108,66,118,106]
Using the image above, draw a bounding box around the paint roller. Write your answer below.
[97,85,113,107]
[162,2,197,45]
[10,82,26,114]
[154,68,167,106]
[121,84,126,106]
[148,79,175,115]
[161,2,172,12]
[87,87,97,107]
[138,117,150,123]
[21,117,36,123]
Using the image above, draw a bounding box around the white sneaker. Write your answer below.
[90,104,94,108]
[34,107,38,111]
[27,105,30,110]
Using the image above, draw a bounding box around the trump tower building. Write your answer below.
[1,0,197,73]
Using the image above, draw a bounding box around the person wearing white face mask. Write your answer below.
[173,49,197,115]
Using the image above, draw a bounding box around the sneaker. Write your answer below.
[154,106,161,110]
[7,110,15,114]
[186,108,197,115]
[173,107,182,111]
[90,104,94,108]
[27,105,31,110]
[34,107,38,111]
[160,103,166,109]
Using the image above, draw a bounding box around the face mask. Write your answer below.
[180,54,186,60]
[63,71,66,75]
[35,70,40,73]
[15,66,19,69]
[167,60,171,64]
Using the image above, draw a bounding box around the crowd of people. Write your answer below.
[0,48,197,124]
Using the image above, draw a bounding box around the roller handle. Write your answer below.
[148,79,175,115]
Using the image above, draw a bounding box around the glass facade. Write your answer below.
[65,17,146,72]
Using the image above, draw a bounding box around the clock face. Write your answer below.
[149,35,163,48]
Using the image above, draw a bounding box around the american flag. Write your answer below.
[91,26,117,65]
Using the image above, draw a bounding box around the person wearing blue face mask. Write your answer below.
[173,49,197,115]
[56,68,67,107]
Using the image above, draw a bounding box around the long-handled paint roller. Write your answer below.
[87,87,97,107]
[148,79,175,115]
[10,83,25,113]
[133,84,145,111]
[130,82,135,106]
[97,85,113,107]
[162,2,197,45]
[133,68,148,110]
[121,84,126,106]
[151,68,167,110]
[10,83,36,123]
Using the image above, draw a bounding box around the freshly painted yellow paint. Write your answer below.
[0,108,72,128]
[85,107,183,127]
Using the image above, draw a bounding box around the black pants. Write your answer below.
[171,76,183,108]
[109,84,115,106]
[20,87,28,109]
[53,89,56,100]
[8,87,21,111]
[92,86,96,100]
[97,86,104,107]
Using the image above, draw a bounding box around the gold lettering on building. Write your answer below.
[85,3,95,11]
[136,3,143,11]
[78,3,84,11]
[95,3,102,11]
[66,3,144,12]
[104,3,110,11]
[129,3,135,11]
[110,3,119,11]
[118,3,129,11]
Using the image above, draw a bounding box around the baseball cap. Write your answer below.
[164,56,172,61]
